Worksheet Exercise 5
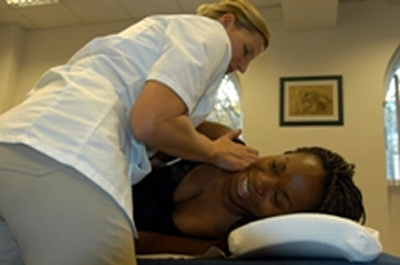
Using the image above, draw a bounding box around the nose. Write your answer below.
[237,60,249,73]
[238,63,248,74]
[254,174,277,197]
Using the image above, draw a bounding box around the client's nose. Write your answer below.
[254,175,277,197]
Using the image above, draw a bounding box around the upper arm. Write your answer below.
[145,16,230,115]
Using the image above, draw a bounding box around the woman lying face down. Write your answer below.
[133,146,365,255]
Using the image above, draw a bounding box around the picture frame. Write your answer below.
[280,75,343,126]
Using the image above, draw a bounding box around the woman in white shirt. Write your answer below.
[0,0,270,264]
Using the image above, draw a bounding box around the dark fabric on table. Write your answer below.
[138,253,400,265]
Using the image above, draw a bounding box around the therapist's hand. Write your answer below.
[209,129,259,171]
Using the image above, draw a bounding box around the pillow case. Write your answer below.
[228,213,382,262]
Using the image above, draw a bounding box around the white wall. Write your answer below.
[0,0,399,256]
[0,25,24,113]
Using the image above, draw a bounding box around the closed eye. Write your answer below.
[243,45,249,57]
[270,160,278,174]
[271,157,288,175]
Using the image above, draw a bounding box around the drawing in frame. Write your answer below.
[280,75,343,126]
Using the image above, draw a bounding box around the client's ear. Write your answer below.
[219,13,235,28]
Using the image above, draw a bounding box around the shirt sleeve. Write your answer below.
[146,15,231,115]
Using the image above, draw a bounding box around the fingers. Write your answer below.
[223,129,242,141]
[213,151,256,171]
[245,146,259,156]
[210,135,260,171]
[222,129,259,161]
[236,145,259,166]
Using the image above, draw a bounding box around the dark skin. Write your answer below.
[136,150,326,255]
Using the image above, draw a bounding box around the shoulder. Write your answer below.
[164,15,229,48]
[166,15,231,75]
[138,14,222,31]
[165,14,222,28]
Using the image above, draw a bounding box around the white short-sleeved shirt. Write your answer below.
[0,14,231,233]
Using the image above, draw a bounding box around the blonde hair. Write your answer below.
[196,0,270,49]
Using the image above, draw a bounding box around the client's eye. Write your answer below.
[243,45,250,57]
[270,161,278,174]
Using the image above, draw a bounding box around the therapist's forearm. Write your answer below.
[150,120,232,167]
[196,120,233,140]
[135,114,216,165]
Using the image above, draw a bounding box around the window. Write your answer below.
[384,60,400,185]
[207,74,242,130]
[384,71,400,184]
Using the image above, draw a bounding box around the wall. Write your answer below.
[0,0,399,256]
[0,25,24,113]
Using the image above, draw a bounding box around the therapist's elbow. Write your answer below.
[130,117,155,144]
[131,121,150,143]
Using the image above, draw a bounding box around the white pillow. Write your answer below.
[228,213,382,262]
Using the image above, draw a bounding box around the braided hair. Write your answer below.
[285,147,366,224]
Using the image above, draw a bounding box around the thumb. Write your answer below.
[223,129,242,140]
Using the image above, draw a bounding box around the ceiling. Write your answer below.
[0,0,395,31]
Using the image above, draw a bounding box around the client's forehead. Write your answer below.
[282,153,325,211]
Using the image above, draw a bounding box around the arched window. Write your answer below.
[384,47,400,186]
[207,73,242,130]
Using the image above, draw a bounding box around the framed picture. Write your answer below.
[280,75,343,126]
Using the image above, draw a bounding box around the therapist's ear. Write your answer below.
[219,13,235,29]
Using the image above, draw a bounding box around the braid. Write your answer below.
[286,147,366,224]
